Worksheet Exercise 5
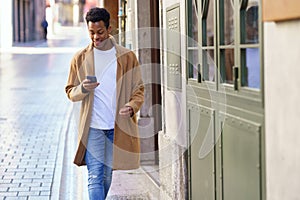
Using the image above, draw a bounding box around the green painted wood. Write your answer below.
[189,107,215,200]
[187,0,265,199]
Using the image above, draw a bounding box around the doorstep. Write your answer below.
[107,166,160,200]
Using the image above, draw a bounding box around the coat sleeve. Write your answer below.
[65,55,89,102]
[125,52,145,114]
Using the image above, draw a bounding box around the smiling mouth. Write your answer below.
[94,40,101,45]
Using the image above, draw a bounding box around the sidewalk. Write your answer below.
[0,25,87,200]
[60,110,160,199]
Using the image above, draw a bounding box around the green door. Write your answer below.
[187,0,265,199]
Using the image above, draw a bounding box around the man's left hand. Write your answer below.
[119,106,134,117]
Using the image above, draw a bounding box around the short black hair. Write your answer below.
[85,7,110,29]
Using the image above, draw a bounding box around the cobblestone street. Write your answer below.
[0,26,88,200]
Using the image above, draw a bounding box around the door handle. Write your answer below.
[233,66,239,90]
[198,64,202,83]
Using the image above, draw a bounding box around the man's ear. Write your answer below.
[107,25,112,34]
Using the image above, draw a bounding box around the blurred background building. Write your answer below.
[0,0,118,47]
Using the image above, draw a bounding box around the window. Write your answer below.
[219,0,235,84]
[187,0,261,90]
[187,0,199,79]
[240,1,260,89]
[202,0,215,81]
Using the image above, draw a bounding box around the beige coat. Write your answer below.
[65,36,144,169]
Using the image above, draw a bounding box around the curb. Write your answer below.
[50,103,73,200]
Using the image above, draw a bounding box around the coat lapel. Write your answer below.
[113,37,124,107]
[83,44,95,76]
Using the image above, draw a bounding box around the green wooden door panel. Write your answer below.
[222,116,261,200]
[189,106,215,200]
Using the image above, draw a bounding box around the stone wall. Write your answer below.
[159,132,187,200]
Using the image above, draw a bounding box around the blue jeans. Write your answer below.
[84,128,114,200]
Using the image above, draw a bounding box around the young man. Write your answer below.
[65,7,144,199]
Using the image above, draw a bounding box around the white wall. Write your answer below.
[264,20,300,200]
[159,0,188,199]
[0,0,13,48]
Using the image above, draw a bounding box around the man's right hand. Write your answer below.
[82,79,100,92]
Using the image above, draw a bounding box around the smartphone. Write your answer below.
[86,75,97,83]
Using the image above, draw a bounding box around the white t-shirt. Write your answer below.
[90,47,117,129]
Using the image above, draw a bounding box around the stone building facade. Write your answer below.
[12,0,47,43]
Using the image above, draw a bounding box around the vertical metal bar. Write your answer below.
[118,0,122,45]
[234,0,240,90]
[214,0,219,89]
[198,0,203,83]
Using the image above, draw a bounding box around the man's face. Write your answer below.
[88,20,111,48]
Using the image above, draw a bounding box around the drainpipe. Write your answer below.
[118,0,123,45]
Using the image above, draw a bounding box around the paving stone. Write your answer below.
[29,186,51,192]
[28,196,50,200]
[20,182,41,188]
[18,191,40,196]
[0,179,12,184]
[6,168,26,173]
[8,187,30,192]
[11,179,32,184]
[5,197,27,200]
[0,192,18,197]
